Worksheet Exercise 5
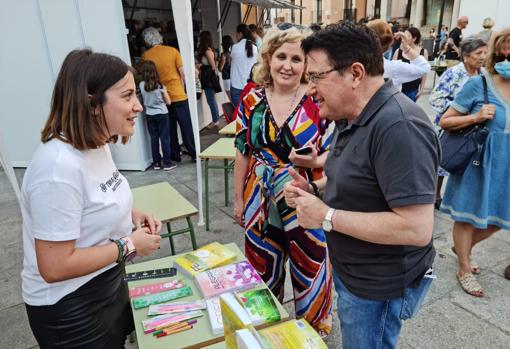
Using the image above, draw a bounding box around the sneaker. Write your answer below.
[163,163,177,171]
[505,264,510,280]
[153,162,162,170]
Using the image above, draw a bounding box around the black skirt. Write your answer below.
[25,264,133,349]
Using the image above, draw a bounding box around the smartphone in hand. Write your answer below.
[295,146,313,155]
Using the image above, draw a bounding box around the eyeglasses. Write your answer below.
[306,68,336,84]
[493,54,510,63]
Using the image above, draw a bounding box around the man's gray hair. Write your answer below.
[143,27,163,47]
[459,37,487,59]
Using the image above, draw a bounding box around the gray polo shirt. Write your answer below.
[323,79,439,300]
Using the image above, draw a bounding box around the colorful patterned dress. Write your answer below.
[235,86,334,334]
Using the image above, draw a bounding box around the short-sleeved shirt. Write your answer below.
[142,45,187,102]
[230,39,258,90]
[323,80,439,300]
[21,139,133,305]
[139,82,168,115]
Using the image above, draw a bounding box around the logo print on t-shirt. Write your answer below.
[99,170,123,192]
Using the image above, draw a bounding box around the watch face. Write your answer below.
[322,220,332,232]
[125,251,137,262]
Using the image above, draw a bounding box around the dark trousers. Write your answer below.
[167,101,197,161]
[25,265,132,349]
[146,113,172,166]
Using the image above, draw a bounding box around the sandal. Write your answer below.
[451,246,480,274]
[505,264,510,280]
[457,272,484,297]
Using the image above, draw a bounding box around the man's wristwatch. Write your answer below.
[322,208,336,232]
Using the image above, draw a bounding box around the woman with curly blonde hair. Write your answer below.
[233,25,334,338]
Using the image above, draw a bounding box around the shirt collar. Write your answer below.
[351,79,400,127]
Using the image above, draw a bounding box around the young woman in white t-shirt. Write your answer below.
[21,49,162,348]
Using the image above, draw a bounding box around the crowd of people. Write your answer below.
[18,13,510,349]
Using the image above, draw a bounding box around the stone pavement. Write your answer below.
[1,71,509,348]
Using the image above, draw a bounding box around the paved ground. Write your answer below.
[1,72,509,348]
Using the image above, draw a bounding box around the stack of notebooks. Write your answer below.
[130,242,305,344]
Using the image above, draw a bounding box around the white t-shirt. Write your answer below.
[21,139,133,305]
[383,55,430,90]
[230,39,258,90]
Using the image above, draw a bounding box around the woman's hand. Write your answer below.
[476,104,496,122]
[233,199,244,227]
[129,227,161,256]
[289,144,319,168]
[132,208,162,235]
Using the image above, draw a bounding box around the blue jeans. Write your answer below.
[145,113,172,166]
[230,87,243,110]
[204,88,220,123]
[333,270,433,349]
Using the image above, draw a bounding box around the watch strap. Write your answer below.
[325,208,335,223]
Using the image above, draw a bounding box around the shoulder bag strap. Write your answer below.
[480,75,489,127]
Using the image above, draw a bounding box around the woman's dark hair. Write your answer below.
[221,35,234,53]
[236,24,255,58]
[142,60,161,92]
[302,22,384,76]
[406,27,422,44]
[198,30,214,59]
[41,49,133,149]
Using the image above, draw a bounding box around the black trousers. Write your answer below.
[25,264,133,349]
[167,100,197,161]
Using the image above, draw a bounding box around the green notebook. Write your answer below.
[236,288,281,326]
[132,286,193,309]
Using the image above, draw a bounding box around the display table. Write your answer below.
[218,121,236,136]
[198,138,236,230]
[126,243,289,349]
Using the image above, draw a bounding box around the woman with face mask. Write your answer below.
[439,28,510,298]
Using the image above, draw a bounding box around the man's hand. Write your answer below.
[288,186,329,229]
[284,167,311,208]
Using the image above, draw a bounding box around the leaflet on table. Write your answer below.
[132,286,193,309]
[128,279,186,298]
[147,299,206,316]
[195,260,263,298]
[142,310,204,334]
[174,242,237,278]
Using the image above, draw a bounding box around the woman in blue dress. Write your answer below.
[439,28,510,297]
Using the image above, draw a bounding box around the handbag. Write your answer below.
[199,64,222,93]
[439,76,489,175]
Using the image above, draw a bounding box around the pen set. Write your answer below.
[152,319,197,338]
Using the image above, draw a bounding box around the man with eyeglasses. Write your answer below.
[283,23,440,348]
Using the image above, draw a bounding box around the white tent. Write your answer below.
[171,0,204,225]
[0,0,205,225]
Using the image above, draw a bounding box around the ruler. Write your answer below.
[124,267,177,282]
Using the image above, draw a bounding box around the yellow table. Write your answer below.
[218,121,236,136]
[126,243,289,349]
[132,182,198,254]
[199,138,236,231]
